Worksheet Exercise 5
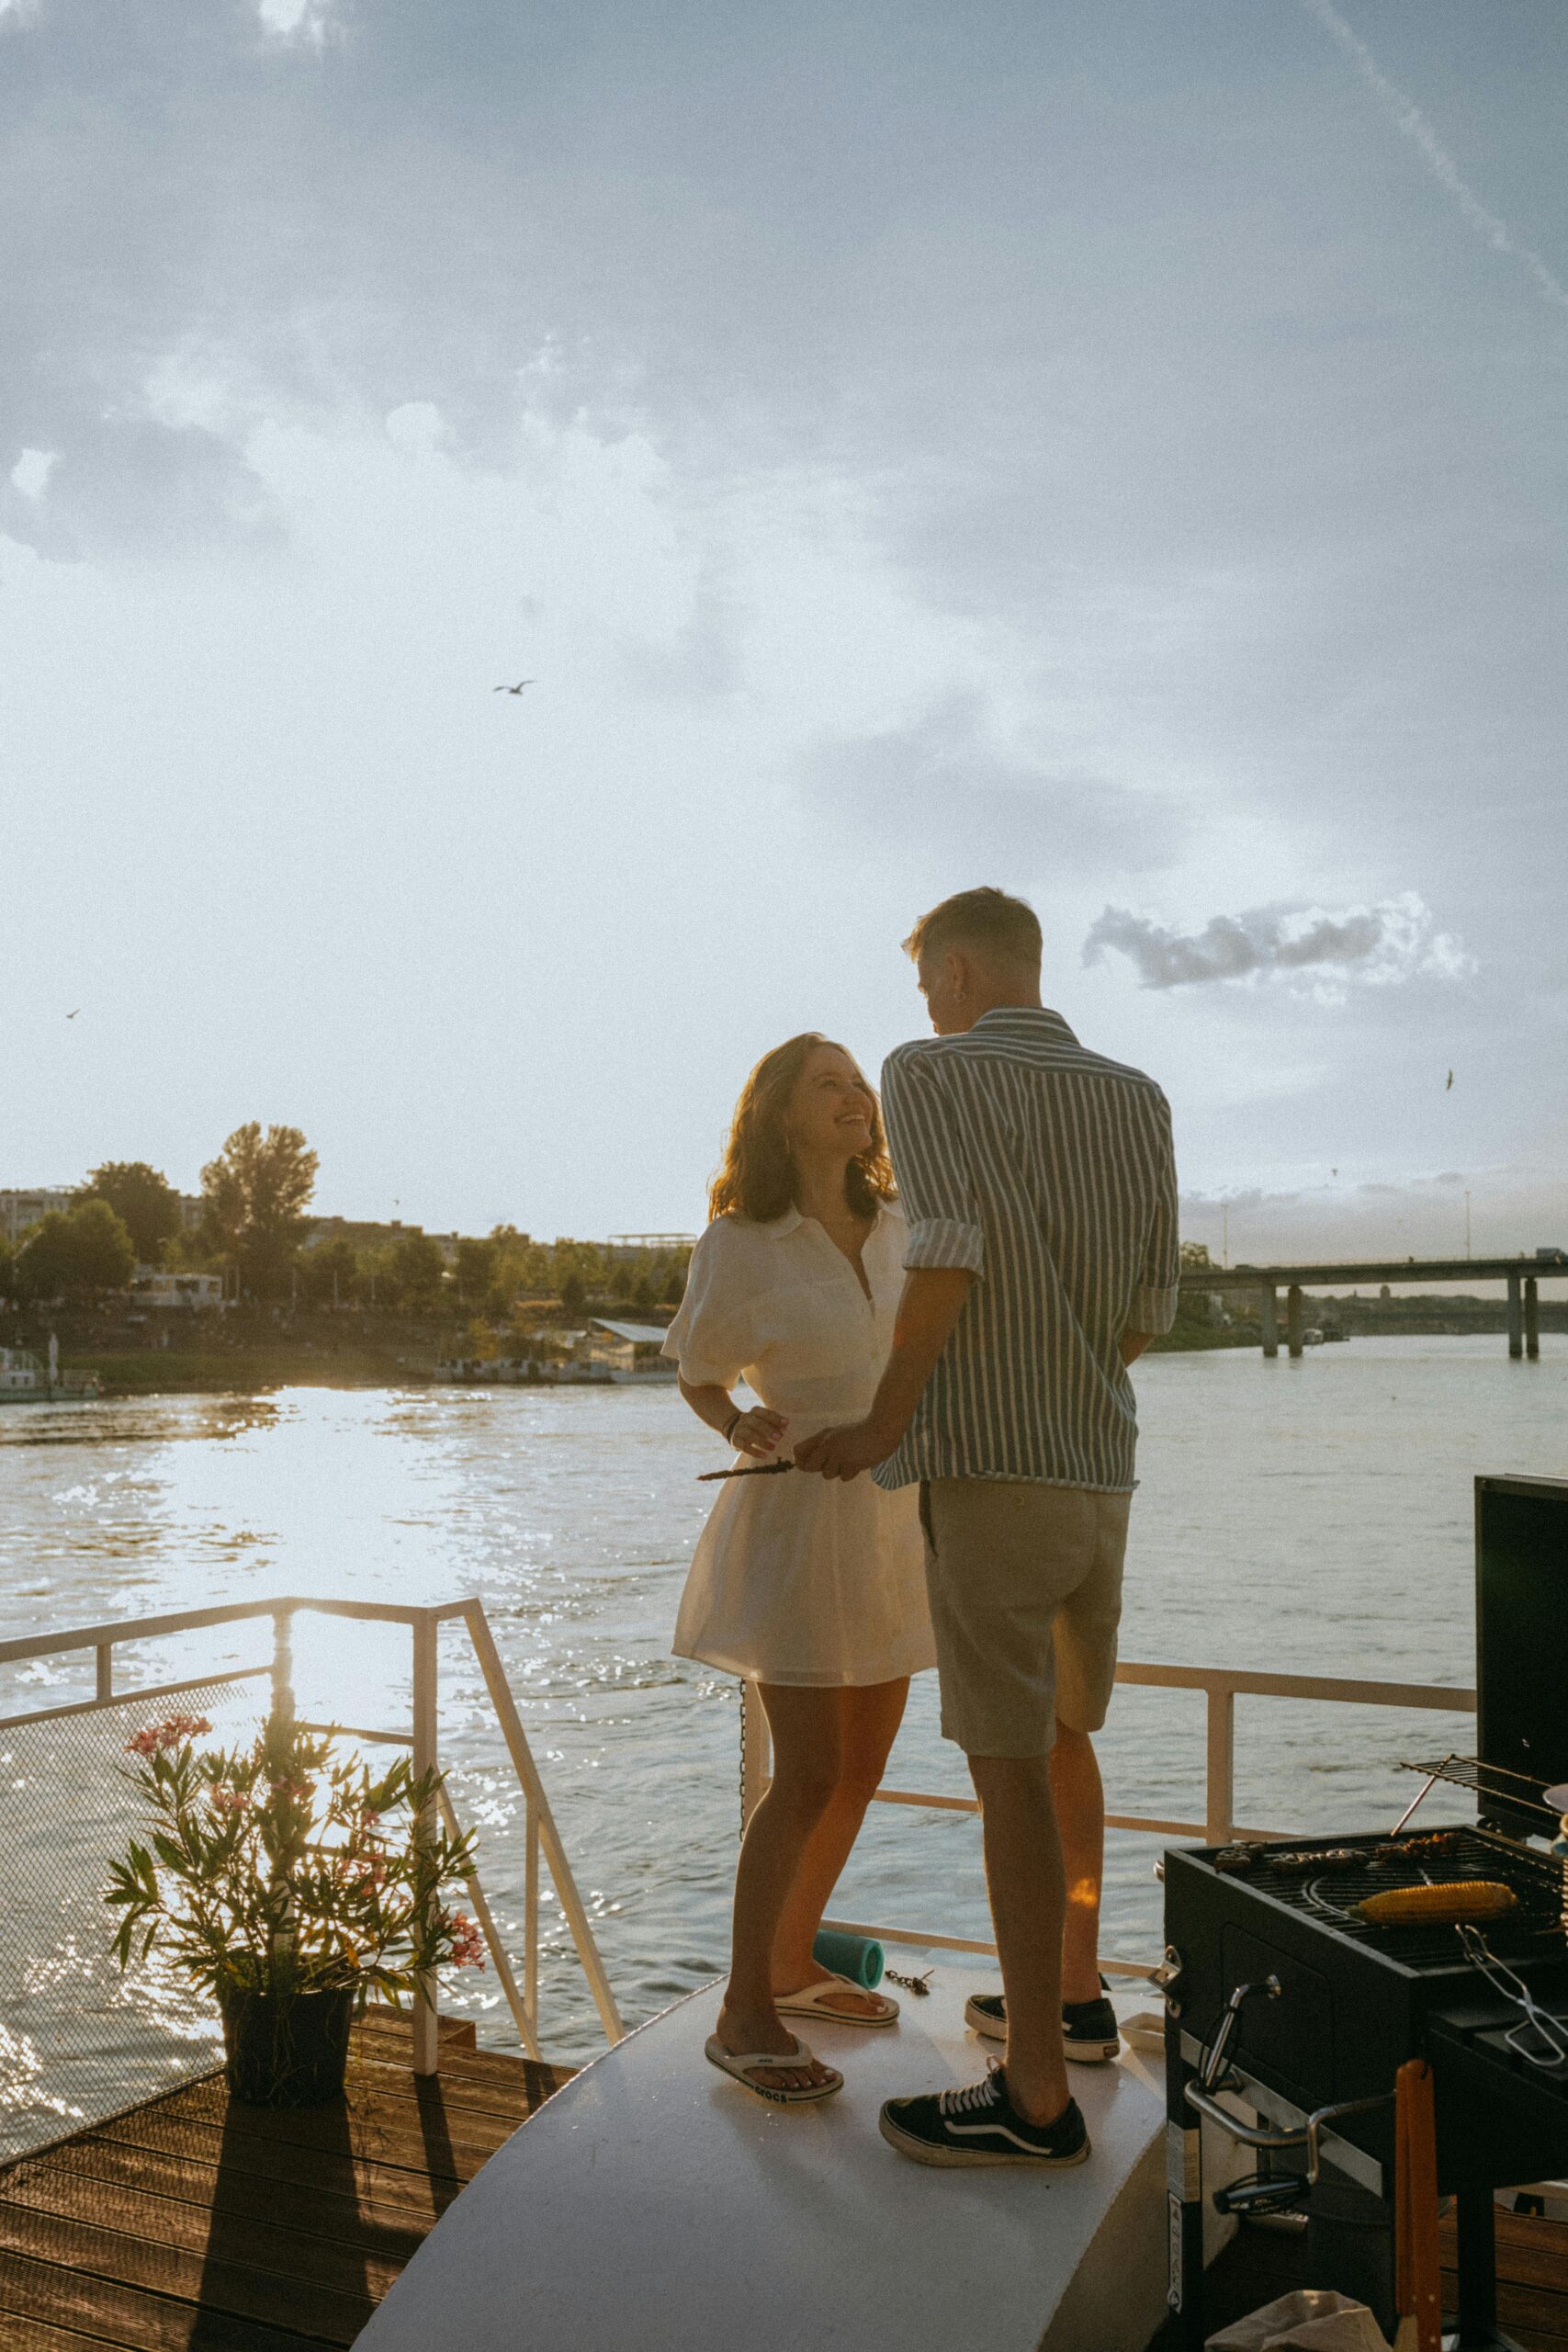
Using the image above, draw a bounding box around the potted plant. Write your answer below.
[107,1709,486,2106]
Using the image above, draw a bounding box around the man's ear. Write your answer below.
[946,949,970,1001]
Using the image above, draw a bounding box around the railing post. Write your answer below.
[412,1612,440,2077]
[739,1679,771,1832]
[525,1800,540,2030]
[1205,1685,1235,1847]
[95,1644,114,1705]
[270,1608,295,1732]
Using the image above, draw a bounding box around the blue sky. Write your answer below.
[4,0,1564,1259]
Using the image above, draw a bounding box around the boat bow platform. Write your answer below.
[359,1969,1168,2352]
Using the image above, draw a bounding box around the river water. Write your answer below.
[0,1335,1562,2109]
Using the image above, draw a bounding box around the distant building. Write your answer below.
[605,1233,696,1261]
[1,1189,73,1246]
[584,1318,678,1380]
[130,1271,226,1312]
[0,1347,44,1392]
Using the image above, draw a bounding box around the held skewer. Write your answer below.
[700,1458,799,1476]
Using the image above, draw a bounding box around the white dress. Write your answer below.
[665,1204,937,1687]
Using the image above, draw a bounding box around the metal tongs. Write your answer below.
[696,1459,796,1483]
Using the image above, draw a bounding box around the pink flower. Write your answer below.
[267,1776,311,1804]
[209,1785,251,1817]
[125,1713,212,1758]
[448,1911,486,1971]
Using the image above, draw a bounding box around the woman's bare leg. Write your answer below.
[772,1678,908,2018]
[716,1682,843,2091]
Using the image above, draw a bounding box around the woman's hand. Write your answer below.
[730,1406,788,1459]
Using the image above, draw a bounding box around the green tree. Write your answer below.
[1179,1240,1213,1270]
[18,1201,136,1304]
[301,1237,359,1307]
[200,1124,319,1300]
[0,1235,16,1301]
[388,1231,446,1313]
[559,1267,586,1317]
[454,1237,497,1306]
[78,1161,182,1266]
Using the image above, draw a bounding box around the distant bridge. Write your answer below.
[1179,1253,1567,1360]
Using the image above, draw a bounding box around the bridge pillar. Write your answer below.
[1506,1273,1523,1359]
[1259,1283,1279,1359]
[1287,1284,1304,1360]
[1525,1277,1540,1360]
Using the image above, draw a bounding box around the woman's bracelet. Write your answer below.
[721,1408,743,1444]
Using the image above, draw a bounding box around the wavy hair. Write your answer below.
[708,1033,897,1225]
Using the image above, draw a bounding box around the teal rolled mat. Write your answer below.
[812,1928,884,1988]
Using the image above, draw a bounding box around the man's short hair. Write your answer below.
[903,887,1043,970]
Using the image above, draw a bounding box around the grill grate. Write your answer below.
[1223,1829,1568,1972]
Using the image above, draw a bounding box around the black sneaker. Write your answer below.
[964,1976,1121,2064]
[879,2065,1091,2169]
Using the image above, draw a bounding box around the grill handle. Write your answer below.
[1198,1973,1282,2091]
[1185,2081,1394,2191]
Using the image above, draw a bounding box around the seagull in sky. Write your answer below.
[493,679,536,695]
[1446,1069,1454,1091]
[65,1008,80,1020]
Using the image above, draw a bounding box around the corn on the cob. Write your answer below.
[1357,1880,1517,1927]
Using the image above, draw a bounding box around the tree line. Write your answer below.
[1,1125,688,1318]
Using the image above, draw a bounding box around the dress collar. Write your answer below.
[758,1203,890,1240]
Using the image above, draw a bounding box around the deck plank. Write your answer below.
[0,2022,571,2350]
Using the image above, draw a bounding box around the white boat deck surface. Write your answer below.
[358,1968,1168,2352]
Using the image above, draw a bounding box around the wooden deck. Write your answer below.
[0,2009,572,2350]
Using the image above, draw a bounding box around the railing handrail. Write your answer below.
[750,1657,1481,1973]
[0,1592,475,1670]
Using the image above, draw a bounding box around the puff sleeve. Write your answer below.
[661,1221,755,1388]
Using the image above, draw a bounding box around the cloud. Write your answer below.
[1300,0,1568,317]
[1083,893,1473,994]
[807,695,1184,876]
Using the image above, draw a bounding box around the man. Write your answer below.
[795,886,1178,2169]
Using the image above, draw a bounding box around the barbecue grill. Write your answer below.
[1162,1473,1568,2350]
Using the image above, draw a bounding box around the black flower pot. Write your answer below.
[218,1982,355,2107]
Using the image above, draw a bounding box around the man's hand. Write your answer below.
[794,1419,900,1482]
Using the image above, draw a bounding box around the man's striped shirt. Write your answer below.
[874,1007,1179,1494]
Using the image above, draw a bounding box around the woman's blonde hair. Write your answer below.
[708,1033,896,1225]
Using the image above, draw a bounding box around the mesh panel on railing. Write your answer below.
[0,1678,266,2165]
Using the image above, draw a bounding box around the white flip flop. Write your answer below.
[774,1972,900,2028]
[704,2031,843,2104]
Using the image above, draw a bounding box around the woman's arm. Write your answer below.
[677,1374,788,1460]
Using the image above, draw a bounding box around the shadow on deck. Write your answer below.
[0,2010,571,2350]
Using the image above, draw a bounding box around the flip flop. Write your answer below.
[704,2031,843,2104]
[774,1972,900,2028]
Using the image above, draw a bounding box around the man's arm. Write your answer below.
[795,1267,974,1480]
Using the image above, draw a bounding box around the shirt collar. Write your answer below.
[759,1203,889,1239]
[970,1004,1078,1045]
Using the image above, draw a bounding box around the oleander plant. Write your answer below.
[107,1710,485,2010]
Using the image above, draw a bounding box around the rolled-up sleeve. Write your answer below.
[1126,1091,1179,1334]
[662,1223,753,1385]
[880,1048,986,1277]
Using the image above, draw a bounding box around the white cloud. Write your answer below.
[256,0,339,47]
[9,447,56,500]
[1083,893,1473,998]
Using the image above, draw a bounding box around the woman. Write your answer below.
[664,1034,935,2104]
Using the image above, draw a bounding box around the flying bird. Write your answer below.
[65,1009,80,1020]
[493,680,536,695]
[1446,1069,1454,1091]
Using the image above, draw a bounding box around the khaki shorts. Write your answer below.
[919,1480,1132,1758]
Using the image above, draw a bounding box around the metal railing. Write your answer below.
[739,1659,1478,1978]
[0,1594,623,2090]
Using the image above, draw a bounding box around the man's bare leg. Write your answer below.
[967,1750,1069,2126]
[1050,1723,1105,2005]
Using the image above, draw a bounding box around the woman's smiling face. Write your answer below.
[787,1044,876,1161]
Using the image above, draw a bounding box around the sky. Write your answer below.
[4,0,1565,1262]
